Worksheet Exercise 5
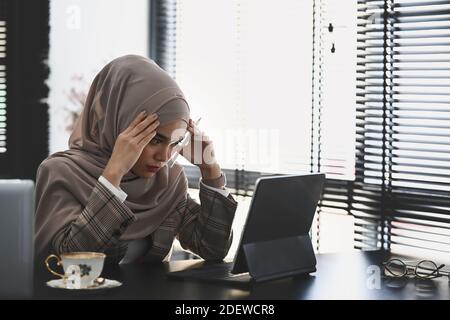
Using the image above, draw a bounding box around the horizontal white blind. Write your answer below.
[150,0,177,75]
[357,0,450,260]
[356,0,400,251]
[0,0,6,154]
[388,0,450,261]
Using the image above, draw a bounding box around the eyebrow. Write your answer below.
[155,132,184,144]
[155,133,169,142]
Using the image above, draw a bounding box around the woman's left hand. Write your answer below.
[180,119,221,179]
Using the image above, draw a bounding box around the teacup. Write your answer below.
[45,252,106,288]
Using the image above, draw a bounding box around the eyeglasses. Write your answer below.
[167,117,201,168]
[382,259,449,280]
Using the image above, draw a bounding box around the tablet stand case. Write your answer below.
[242,234,316,282]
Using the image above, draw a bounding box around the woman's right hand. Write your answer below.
[102,111,159,186]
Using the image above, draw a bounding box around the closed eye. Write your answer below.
[149,137,183,147]
[149,137,163,145]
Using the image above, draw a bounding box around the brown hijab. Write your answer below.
[35,55,190,257]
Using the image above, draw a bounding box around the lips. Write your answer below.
[146,165,161,172]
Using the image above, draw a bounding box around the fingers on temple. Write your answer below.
[131,114,158,137]
[137,120,159,145]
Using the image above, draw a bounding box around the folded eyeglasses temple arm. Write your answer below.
[167,117,201,168]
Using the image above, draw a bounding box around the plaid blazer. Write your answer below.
[51,180,238,264]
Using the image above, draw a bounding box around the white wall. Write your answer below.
[48,0,148,154]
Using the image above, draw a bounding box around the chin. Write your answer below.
[143,171,156,178]
[133,170,155,178]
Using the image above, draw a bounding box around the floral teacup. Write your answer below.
[45,252,106,288]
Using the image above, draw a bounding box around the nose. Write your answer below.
[155,145,171,162]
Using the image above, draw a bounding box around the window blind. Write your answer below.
[0,0,6,155]
[150,0,177,75]
[354,0,392,251]
[0,0,49,179]
[357,0,450,260]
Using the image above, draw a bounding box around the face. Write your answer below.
[131,119,188,178]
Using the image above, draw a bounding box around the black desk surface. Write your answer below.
[32,250,450,299]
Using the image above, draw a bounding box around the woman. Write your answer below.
[35,55,237,264]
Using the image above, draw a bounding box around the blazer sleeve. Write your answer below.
[51,180,136,255]
[175,183,238,261]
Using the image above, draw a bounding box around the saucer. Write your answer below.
[46,278,122,291]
